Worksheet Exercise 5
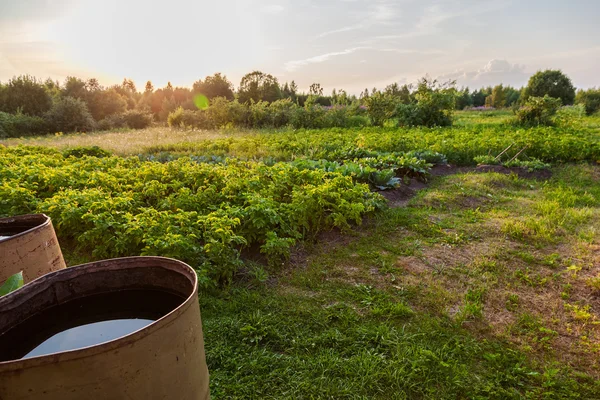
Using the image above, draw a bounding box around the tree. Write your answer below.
[0,75,52,116]
[45,96,95,132]
[192,73,234,100]
[455,87,473,110]
[62,76,88,100]
[121,78,137,93]
[490,84,506,108]
[575,88,600,115]
[309,83,324,97]
[238,71,282,104]
[86,89,128,121]
[504,86,521,106]
[145,81,154,93]
[523,69,576,105]
[385,83,412,104]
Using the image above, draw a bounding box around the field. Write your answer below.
[2,111,600,398]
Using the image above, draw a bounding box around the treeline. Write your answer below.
[0,69,599,137]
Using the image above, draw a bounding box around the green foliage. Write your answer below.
[396,78,456,127]
[0,146,382,286]
[238,71,282,104]
[98,109,153,130]
[44,96,96,133]
[575,88,600,115]
[515,95,562,126]
[0,111,48,138]
[63,146,112,158]
[0,75,52,116]
[523,70,576,105]
[554,104,586,128]
[192,73,235,100]
[364,91,397,127]
[0,271,24,296]
[86,88,128,121]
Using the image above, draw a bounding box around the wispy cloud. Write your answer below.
[285,47,366,71]
[373,1,512,42]
[262,4,285,14]
[315,1,400,39]
[284,47,447,72]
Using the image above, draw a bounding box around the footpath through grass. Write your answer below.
[196,165,600,399]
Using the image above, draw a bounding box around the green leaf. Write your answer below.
[0,271,24,296]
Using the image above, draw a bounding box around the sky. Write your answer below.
[1,0,599,94]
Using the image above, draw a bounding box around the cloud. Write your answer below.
[438,59,530,88]
[285,47,365,71]
[262,4,285,14]
[284,46,446,73]
[315,1,400,39]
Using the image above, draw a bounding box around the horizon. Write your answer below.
[1,1,599,94]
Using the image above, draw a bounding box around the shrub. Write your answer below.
[63,146,112,158]
[554,104,586,128]
[396,78,456,127]
[98,109,153,130]
[97,113,126,131]
[575,88,600,115]
[249,101,271,128]
[121,109,153,129]
[0,111,48,138]
[364,92,397,127]
[227,100,250,127]
[206,97,231,128]
[515,96,562,126]
[269,98,296,128]
[44,96,96,133]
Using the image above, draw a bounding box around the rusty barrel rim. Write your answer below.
[0,256,198,371]
[0,214,51,242]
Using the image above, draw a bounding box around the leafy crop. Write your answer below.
[0,146,383,286]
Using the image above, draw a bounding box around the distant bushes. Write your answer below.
[97,109,153,130]
[44,96,96,133]
[0,112,48,138]
[168,98,371,130]
[575,88,600,115]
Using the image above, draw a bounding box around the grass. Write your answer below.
[193,164,600,398]
[50,163,597,398]
[0,127,250,156]
[7,110,599,398]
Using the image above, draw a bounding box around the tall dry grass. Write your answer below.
[0,127,250,156]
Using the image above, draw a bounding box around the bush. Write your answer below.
[249,101,271,128]
[364,92,397,127]
[515,96,562,126]
[396,78,456,127]
[168,107,214,129]
[63,146,112,158]
[269,98,296,128]
[98,109,153,130]
[206,97,231,128]
[121,109,153,129]
[0,111,48,138]
[554,104,586,128]
[575,88,600,115]
[44,96,95,133]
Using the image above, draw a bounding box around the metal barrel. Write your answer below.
[0,214,66,284]
[0,256,210,399]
